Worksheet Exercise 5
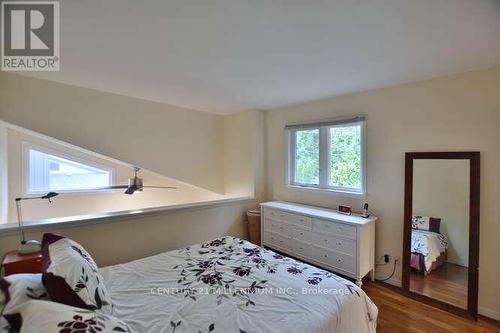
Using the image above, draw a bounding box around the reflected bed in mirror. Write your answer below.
[402,152,480,320]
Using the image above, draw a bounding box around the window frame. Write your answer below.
[22,142,115,196]
[287,119,366,195]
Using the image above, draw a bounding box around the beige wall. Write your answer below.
[3,125,225,223]
[0,72,262,269]
[1,65,500,318]
[0,124,7,223]
[413,159,470,266]
[0,72,224,193]
[0,199,256,267]
[264,66,500,316]
[223,110,266,200]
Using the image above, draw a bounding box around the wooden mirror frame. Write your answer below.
[402,152,480,320]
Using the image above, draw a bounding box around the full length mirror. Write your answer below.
[403,152,480,319]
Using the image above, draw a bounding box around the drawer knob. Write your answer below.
[324,239,328,242]
[337,242,342,246]
[299,232,303,235]
[324,255,328,258]
[299,247,303,250]
[337,259,342,262]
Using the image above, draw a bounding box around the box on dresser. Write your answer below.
[260,201,377,286]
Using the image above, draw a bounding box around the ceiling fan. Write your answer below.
[99,167,177,195]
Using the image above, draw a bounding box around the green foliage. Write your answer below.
[295,129,319,184]
[330,125,361,187]
[294,125,361,189]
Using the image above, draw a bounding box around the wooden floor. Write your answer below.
[409,262,468,309]
[362,280,500,332]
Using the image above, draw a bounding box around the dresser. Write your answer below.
[260,201,377,286]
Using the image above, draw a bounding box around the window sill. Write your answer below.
[286,185,366,198]
[0,196,254,235]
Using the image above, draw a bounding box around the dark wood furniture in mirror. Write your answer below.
[402,152,480,320]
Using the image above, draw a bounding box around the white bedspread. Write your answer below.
[100,236,377,333]
[411,229,448,271]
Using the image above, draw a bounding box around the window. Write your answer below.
[288,117,365,194]
[25,146,112,194]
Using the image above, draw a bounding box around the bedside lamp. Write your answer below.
[15,192,59,254]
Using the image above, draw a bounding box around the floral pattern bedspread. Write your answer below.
[100,236,377,333]
[411,229,448,271]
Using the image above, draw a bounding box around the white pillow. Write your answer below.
[4,300,132,333]
[0,274,49,333]
[41,233,113,314]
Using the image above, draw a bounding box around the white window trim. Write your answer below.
[286,119,366,196]
[22,142,115,196]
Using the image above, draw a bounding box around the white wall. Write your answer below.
[264,66,500,317]
[413,159,470,266]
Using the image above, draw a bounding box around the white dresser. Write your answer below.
[260,201,377,286]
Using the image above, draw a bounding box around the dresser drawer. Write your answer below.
[290,227,312,243]
[265,219,290,236]
[264,209,312,229]
[263,208,287,222]
[312,246,356,274]
[312,218,356,239]
[292,239,311,258]
[287,213,312,229]
[312,233,356,256]
[263,232,291,251]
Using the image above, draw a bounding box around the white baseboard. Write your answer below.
[479,307,500,321]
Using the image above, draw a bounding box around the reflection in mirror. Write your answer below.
[410,159,470,309]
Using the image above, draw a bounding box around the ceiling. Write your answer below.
[23,0,500,114]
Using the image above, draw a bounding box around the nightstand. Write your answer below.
[2,251,43,276]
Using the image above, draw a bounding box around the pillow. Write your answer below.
[412,215,441,233]
[0,274,49,333]
[0,273,49,315]
[4,300,132,333]
[41,233,113,314]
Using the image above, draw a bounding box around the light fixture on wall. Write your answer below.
[15,191,59,254]
[98,167,176,195]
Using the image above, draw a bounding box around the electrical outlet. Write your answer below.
[383,254,390,263]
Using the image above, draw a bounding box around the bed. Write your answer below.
[99,236,378,333]
[410,229,448,275]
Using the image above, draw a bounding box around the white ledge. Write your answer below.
[0,196,254,235]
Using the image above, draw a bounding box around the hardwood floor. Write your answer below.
[409,262,468,309]
[362,280,500,332]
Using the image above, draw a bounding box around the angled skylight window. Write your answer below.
[26,146,112,193]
